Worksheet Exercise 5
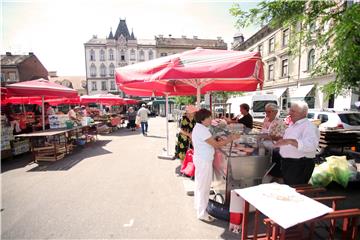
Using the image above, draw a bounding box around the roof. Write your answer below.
[156,37,227,49]
[114,19,135,40]
[49,76,86,91]
[85,38,107,44]
[137,39,156,45]
[1,54,32,66]
[233,25,278,51]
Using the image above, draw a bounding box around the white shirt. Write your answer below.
[192,123,215,162]
[280,118,320,159]
[137,107,150,122]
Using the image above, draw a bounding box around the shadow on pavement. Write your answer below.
[26,140,112,172]
[145,135,166,139]
[1,153,34,173]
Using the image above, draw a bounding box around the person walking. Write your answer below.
[274,101,320,185]
[175,105,198,162]
[127,107,137,131]
[137,104,151,136]
[192,109,240,222]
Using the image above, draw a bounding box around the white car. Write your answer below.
[307,110,360,130]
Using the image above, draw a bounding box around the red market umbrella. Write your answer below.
[6,79,78,130]
[123,98,139,105]
[115,48,264,106]
[80,93,125,105]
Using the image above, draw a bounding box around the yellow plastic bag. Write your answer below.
[310,162,333,187]
[326,156,351,188]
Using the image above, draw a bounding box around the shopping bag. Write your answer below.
[135,116,140,125]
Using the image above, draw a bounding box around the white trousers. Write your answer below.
[193,158,213,219]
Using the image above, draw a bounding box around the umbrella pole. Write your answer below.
[42,96,45,130]
[158,93,174,160]
[196,85,201,108]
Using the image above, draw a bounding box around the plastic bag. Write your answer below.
[326,156,351,188]
[310,162,333,187]
[347,160,358,181]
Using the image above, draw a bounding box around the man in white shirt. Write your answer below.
[274,101,320,185]
[137,104,151,136]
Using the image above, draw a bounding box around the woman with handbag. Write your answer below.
[174,105,198,163]
[192,109,240,222]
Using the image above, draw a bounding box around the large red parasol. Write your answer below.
[6,79,78,130]
[115,48,264,105]
[80,93,125,105]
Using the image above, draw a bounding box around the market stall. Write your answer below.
[211,122,272,205]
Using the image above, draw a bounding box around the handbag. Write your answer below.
[207,193,230,221]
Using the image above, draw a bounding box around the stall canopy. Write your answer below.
[115,48,264,106]
[6,78,78,130]
[123,98,139,105]
[80,93,125,105]
[115,48,264,158]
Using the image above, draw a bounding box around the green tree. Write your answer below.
[230,1,360,98]
[174,96,197,106]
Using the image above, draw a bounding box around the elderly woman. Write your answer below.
[175,105,198,162]
[261,103,287,182]
[192,109,240,222]
[127,107,137,131]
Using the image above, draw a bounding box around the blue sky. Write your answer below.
[1,0,260,75]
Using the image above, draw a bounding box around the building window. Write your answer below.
[281,59,288,77]
[121,50,125,61]
[282,29,289,47]
[9,72,17,81]
[100,49,105,61]
[130,49,136,61]
[268,64,274,81]
[109,63,115,77]
[139,50,145,61]
[269,37,275,53]
[109,49,114,60]
[91,81,97,91]
[257,44,263,56]
[90,64,96,77]
[90,49,95,61]
[160,53,167,57]
[110,81,116,90]
[101,81,107,91]
[307,49,315,71]
[100,64,106,77]
[148,50,154,60]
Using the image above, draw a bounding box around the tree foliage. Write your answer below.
[230,1,360,97]
[174,96,196,106]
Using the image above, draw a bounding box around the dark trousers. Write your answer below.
[281,157,315,185]
[269,149,282,178]
[129,120,136,129]
[140,121,148,135]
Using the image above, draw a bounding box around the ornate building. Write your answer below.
[84,19,228,97]
[232,23,359,110]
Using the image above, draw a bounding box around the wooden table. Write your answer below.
[16,127,82,162]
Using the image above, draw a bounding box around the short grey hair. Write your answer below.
[291,101,309,114]
[265,103,279,112]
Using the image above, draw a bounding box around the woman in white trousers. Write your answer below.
[192,109,240,222]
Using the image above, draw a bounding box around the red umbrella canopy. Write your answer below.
[6,78,78,98]
[115,48,264,95]
[80,93,125,105]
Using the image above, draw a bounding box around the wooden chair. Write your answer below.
[263,208,360,240]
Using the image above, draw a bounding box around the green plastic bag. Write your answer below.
[326,156,351,188]
[310,162,333,187]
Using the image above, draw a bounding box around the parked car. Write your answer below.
[307,110,360,130]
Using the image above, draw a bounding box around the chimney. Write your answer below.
[29,52,34,55]
[48,71,58,77]
[159,34,163,39]
[193,36,198,40]
[93,35,97,39]
[181,35,186,39]
[217,37,222,41]
[6,52,11,56]
[168,34,172,37]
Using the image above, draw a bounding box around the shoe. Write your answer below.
[199,215,215,223]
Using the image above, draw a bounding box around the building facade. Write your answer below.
[232,24,359,111]
[84,19,228,97]
[0,52,48,87]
